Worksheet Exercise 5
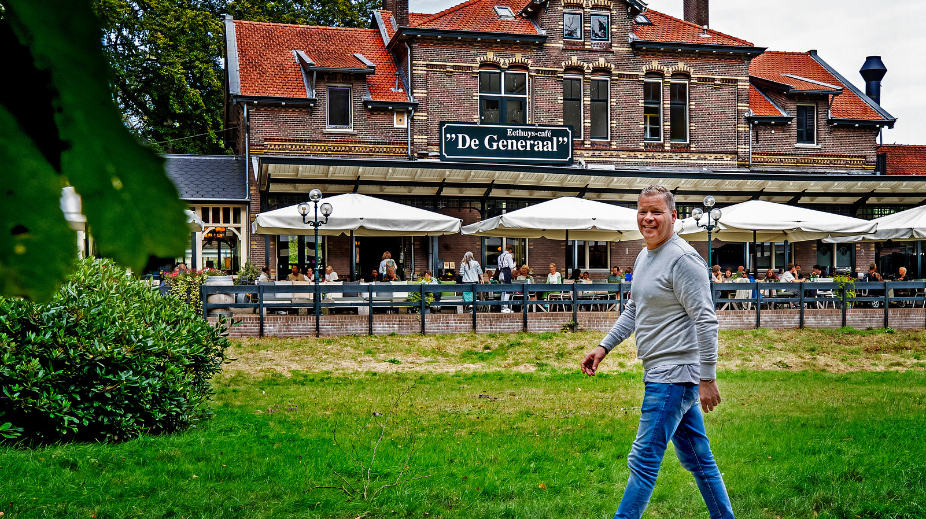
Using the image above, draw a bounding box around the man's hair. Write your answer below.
[786,263,795,270]
[869,263,877,270]
[506,244,514,251]
[638,185,675,212]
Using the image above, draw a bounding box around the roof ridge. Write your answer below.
[762,50,812,56]
[413,0,492,27]
[643,9,752,46]
[234,19,377,31]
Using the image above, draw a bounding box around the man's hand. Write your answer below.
[699,380,722,413]
[581,346,608,376]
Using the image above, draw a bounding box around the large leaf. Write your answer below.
[1,0,190,299]
[0,106,77,301]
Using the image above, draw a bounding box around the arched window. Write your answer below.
[669,74,689,143]
[643,74,663,141]
[479,68,528,124]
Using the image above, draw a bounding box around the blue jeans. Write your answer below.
[614,382,734,519]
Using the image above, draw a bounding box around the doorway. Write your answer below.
[359,237,403,281]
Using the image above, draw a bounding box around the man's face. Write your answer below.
[813,268,821,275]
[291,266,298,274]
[637,194,676,249]
[611,267,619,275]
[737,266,745,273]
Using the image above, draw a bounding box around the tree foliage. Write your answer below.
[95,0,229,154]
[94,0,379,155]
[0,0,190,302]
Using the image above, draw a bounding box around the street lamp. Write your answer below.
[692,195,722,272]
[298,188,333,337]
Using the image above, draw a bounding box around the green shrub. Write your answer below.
[0,258,230,444]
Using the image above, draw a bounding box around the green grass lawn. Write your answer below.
[2,330,925,518]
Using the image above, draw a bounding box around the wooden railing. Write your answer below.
[199,281,926,337]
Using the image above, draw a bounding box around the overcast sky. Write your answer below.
[409,0,925,145]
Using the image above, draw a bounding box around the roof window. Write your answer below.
[634,13,651,25]
[494,6,516,20]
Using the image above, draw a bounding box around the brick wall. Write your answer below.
[210,307,924,338]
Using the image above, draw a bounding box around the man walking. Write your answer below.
[497,244,516,313]
[581,185,734,519]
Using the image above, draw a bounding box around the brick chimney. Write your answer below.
[684,0,709,28]
[394,0,409,27]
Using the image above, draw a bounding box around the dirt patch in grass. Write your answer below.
[222,329,926,377]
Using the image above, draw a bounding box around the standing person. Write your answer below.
[497,244,516,313]
[580,185,733,519]
[379,251,398,278]
[460,251,483,312]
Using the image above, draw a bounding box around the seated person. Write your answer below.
[323,266,338,282]
[258,266,271,283]
[623,267,633,282]
[485,269,497,284]
[864,263,883,296]
[382,267,398,282]
[580,272,592,284]
[547,263,563,284]
[302,268,314,282]
[516,265,534,283]
[368,270,380,282]
[419,269,440,304]
[607,267,623,283]
[287,265,303,281]
[570,268,583,281]
[895,266,911,299]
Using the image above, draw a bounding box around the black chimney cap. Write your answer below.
[860,56,887,82]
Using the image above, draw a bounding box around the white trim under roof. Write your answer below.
[254,156,926,206]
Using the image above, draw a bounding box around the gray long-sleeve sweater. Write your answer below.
[599,234,719,380]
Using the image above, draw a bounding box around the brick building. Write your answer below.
[220,0,926,281]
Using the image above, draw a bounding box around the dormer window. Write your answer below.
[494,6,516,20]
[327,86,351,128]
[634,13,652,25]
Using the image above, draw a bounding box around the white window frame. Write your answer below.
[479,69,529,125]
[669,78,689,143]
[563,11,583,41]
[563,75,583,139]
[568,240,610,271]
[590,12,610,42]
[796,103,817,146]
[191,203,248,272]
[326,85,352,128]
[643,78,662,142]
[590,77,610,141]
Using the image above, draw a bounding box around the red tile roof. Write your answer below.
[750,51,885,121]
[749,85,786,117]
[407,0,538,35]
[633,9,753,47]
[878,145,926,176]
[234,20,407,103]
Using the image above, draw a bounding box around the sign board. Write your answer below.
[440,122,573,165]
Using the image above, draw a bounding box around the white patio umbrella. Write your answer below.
[251,192,462,236]
[461,197,646,240]
[825,205,926,243]
[678,200,877,243]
